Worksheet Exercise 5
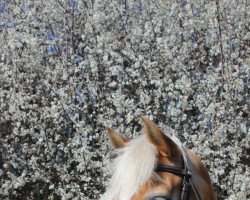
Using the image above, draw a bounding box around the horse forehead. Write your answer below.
[131,172,182,200]
[132,186,171,200]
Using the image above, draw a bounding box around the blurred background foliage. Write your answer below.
[0,0,249,199]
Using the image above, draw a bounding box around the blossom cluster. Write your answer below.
[0,0,249,199]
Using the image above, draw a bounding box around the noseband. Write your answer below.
[155,163,201,200]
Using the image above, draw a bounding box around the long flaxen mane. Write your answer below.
[101,131,186,200]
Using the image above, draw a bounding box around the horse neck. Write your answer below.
[186,149,217,200]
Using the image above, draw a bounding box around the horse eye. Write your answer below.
[152,197,170,200]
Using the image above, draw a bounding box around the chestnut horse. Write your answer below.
[101,117,216,200]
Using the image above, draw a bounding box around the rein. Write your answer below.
[155,164,201,200]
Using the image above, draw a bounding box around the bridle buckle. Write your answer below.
[180,175,191,200]
[182,178,191,192]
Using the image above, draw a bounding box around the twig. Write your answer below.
[215,0,226,80]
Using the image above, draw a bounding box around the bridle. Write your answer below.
[155,163,201,200]
[155,162,201,200]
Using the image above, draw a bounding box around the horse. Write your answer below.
[101,116,216,200]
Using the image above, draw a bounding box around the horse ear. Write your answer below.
[142,116,180,159]
[107,128,129,149]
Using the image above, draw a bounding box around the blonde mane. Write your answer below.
[101,130,186,200]
[101,135,157,200]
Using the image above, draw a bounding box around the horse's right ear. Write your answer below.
[142,116,181,160]
[107,128,129,149]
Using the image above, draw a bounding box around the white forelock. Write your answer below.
[100,135,158,200]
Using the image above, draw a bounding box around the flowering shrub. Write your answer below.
[0,0,249,199]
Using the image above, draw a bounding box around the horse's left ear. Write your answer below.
[107,128,129,149]
[142,116,181,160]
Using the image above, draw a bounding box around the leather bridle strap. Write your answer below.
[155,164,191,177]
[190,179,201,200]
[155,164,201,200]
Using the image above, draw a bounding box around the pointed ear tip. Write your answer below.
[107,127,113,134]
[142,116,153,126]
[141,116,149,122]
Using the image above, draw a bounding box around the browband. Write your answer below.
[155,164,191,177]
